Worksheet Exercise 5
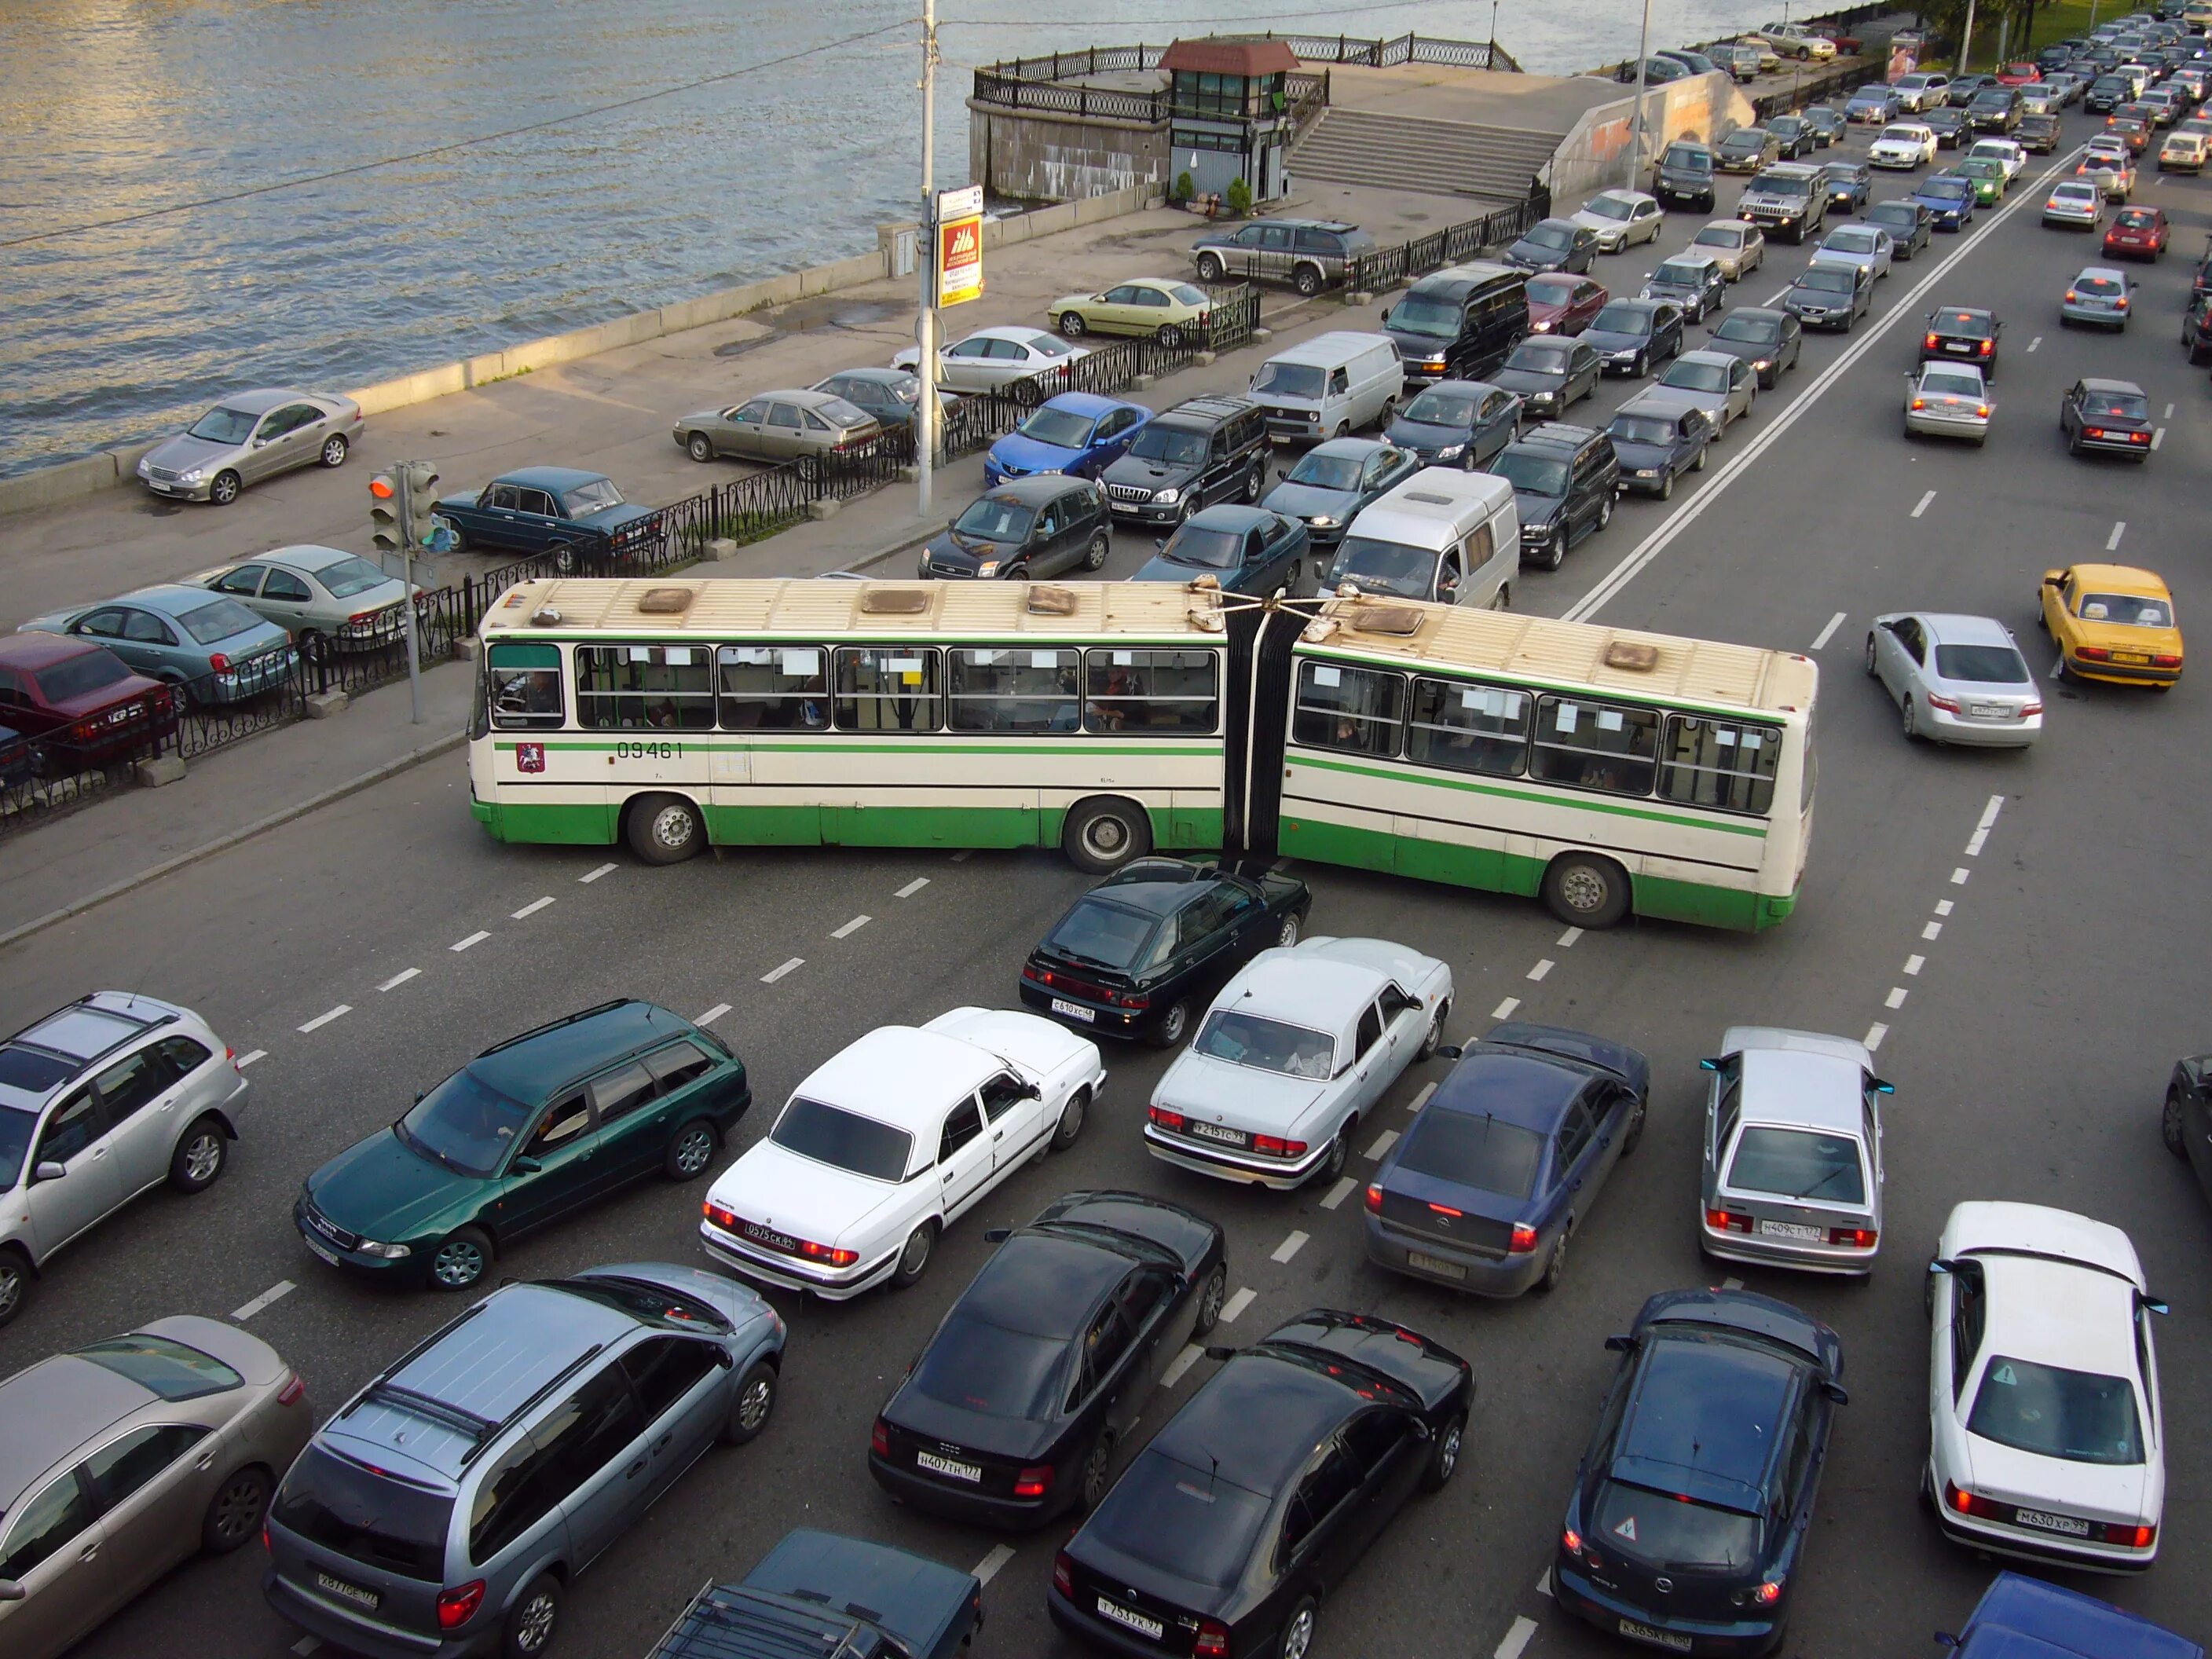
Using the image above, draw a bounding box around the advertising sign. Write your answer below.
[936,185,985,308]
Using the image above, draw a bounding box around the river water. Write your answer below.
[0,0,1778,478]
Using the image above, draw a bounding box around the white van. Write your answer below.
[1321,468,1519,610]
[1250,331,1403,445]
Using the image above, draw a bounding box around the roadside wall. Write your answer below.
[970,106,1172,203]
[1545,71,1757,200]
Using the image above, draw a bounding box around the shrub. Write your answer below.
[1225,175,1253,215]
[1174,170,1194,202]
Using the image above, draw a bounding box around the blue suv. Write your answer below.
[983,392,1151,485]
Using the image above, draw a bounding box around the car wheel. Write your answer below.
[1540,527,1566,571]
[1535,1228,1571,1292]
[1151,999,1192,1049]
[1864,633,1881,677]
[0,1247,27,1328]
[1692,446,1707,471]
[1419,1413,1467,1492]
[1542,852,1631,928]
[504,1575,561,1659]
[1078,1433,1116,1512]
[724,1358,778,1444]
[209,469,242,506]
[1596,493,1613,532]
[319,434,350,468]
[1491,584,1511,611]
[2163,1088,2188,1155]
[1276,910,1302,948]
[890,1221,937,1290]
[1064,796,1151,873]
[1051,1085,1090,1152]
[1621,1094,1648,1155]
[1082,529,1110,571]
[1418,1000,1450,1059]
[687,432,715,462]
[1196,252,1224,282]
[1278,1596,1320,1659]
[435,515,467,553]
[1294,263,1324,297]
[428,1227,493,1291]
[1058,310,1086,337]
[1013,379,1044,408]
[551,541,580,576]
[170,1116,229,1192]
[1901,695,1921,741]
[203,1464,273,1553]
[628,793,704,864]
[664,1119,717,1181]
[1658,471,1674,501]
[1192,1262,1229,1335]
[1314,1123,1352,1185]
[1461,447,1481,471]
[1158,323,1184,350]
[1242,461,1263,503]
[2067,431,2082,456]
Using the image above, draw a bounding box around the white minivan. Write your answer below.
[1321,469,1518,610]
[1250,331,1403,445]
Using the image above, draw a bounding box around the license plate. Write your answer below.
[1095,1597,1165,1641]
[2015,1507,2092,1536]
[1946,342,1973,352]
[1758,1219,1828,1242]
[2113,652,2149,665]
[1620,1618,1694,1652]
[742,1221,797,1253]
[1408,1251,1469,1280]
[316,1570,379,1610]
[915,1451,982,1483]
[1969,703,2006,718]
[1187,1120,1247,1146]
[1049,998,1096,1023]
[303,1235,340,1266]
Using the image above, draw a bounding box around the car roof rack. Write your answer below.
[476,997,638,1058]
[4,994,178,1073]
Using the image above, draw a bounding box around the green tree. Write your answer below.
[1226,175,1253,215]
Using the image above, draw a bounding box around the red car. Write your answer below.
[1525,272,1609,336]
[0,635,178,773]
[2108,114,2155,152]
[2104,205,2170,259]
[1996,61,2042,86]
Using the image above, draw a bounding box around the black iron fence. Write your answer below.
[1344,189,1551,294]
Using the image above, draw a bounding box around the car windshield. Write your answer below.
[1924,178,1973,199]
[1972,90,2013,106]
[1328,536,1434,598]
[1663,360,1730,393]
[562,479,625,514]
[34,650,132,703]
[1725,1126,1866,1203]
[1389,295,1462,337]
[1693,226,1742,249]
[1935,643,2029,681]
[1868,204,1916,224]
[1397,1108,1545,1199]
[1921,370,1986,397]
[1287,452,1366,489]
[1584,195,1635,221]
[1525,225,1573,249]
[1723,132,1764,152]
[909,1316,1068,1418]
[1664,145,1714,174]
[2115,207,2159,228]
[1403,390,1481,429]
[2075,275,2125,296]
[185,405,260,444]
[313,556,393,599]
[1525,275,1579,307]
[1013,407,1098,449]
[1128,425,1207,466]
[0,1104,33,1191]
[1654,261,1708,285]
[1090,1452,1271,1588]
[1159,526,1243,569]
[1043,896,1159,969]
[1827,229,1878,252]
[1968,1356,2144,1464]
[1712,313,1778,344]
[771,1097,914,1181]
[1505,343,1567,376]
[1192,1009,1334,1078]
[1492,452,1572,496]
[175,599,264,644]
[1610,414,1678,446]
[397,1068,534,1178]
[2080,590,2166,623]
[1254,361,1327,398]
[1593,1479,1762,1570]
[1755,172,1814,198]
[1799,267,1857,294]
[952,496,1036,541]
[1881,126,1922,142]
[1592,302,1651,335]
[74,1333,242,1400]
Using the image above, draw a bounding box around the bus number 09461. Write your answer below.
[614,741,683,760]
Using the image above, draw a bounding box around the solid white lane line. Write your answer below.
[1936,899,1954,915]
[1496,1616,1540,1659]
[2107,520,2126,551]
[1760,284,1790,306]
[451,930,489,952]
[377,968,420,992]
[1526,958,1554,982]
[1903,954,1925,976]
[1220,1287,1257,1323]
[511,896,554,920]
[1811,610,1847,650]
[697,1003,731,1027]
[1320,1176,1358,1210]
[1950,866,1970,884]
[1492,997,1522,1020]
[1911,490,1936,518]
[895,877,931,898]
[579,862,617,883]
[1923,921,1943,940]
[761,958,804,983]
[1979,794,2002,830]
[972,1544,1016,1585]
[298,1005,351,1034]
[1364,1130,1399,1159]
[236,1049,266,1068]
[2027,335,2042,351]
[1965,826,1990,856]
[1272,1230,1309,1264]
[1557,926,1584,947]
[832,914,872,939]
[1163,1344,1205,1388]
[1866,1021,1889,1051]
[2152,427,2166,450]
[233,1280,295,1320]
[1408,1082,1437,1113]
[1885,987,1909,1009]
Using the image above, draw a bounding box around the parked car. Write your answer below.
[1782,258,1873,330]
[1265,435,1423,534]
[0,1317,312,1659]
[1868,610,2042,745]
[1866,197,1935,258]
[701,1009,1103,1295]
[1639,252,1727,321]
[1688,219,1765,280]
[2104,204,2170,258]
[265,1265,784,1659]
[1943,1575,2201,1659]
[1049,1310,1472,1659]
[1188,217,1375,295]
[0,636,176,777]
[0,994,247,1327]
[1922,305,2004,375]
[1642,350,1760,438]
[1100,394,1269,529]
[810,366,952,432]
[298,999,751,1292]
[134,388,362,506]
[2038,561,2180,684]
[187,545,413,654]
[1130,505,1313,596]
[1606,397,1712,498]
[917,476,1111,580]
[1525,272,1609,334]
[1759,21,1837,58]
[432,466,659,570]
[2061,264,2133,328]
[1569,189,1664,251]
[1707,306,1804,388]
[1364,1023,1648,1295]
[672,388,880,472]
[1718,126,1784,172]
[893,326,1090,398]
[1582,298,1685,376]
[869,1189,1227,1523]
[23,586,295,705]
[648,1533,982,1659]
[1492,423,1621,569]
[1023,858,1310,1045]
[983,392,1150,485]
[1903,363,1996,447]
[1492,336,1603,420]
[1049,276,1216,342]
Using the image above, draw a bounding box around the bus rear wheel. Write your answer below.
[1064,797,1152,873]
[1542,852,1630,928]
[627,793,705,865]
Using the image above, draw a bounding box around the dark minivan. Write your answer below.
[1099,395,1269,530]
[1380,262,1530,386]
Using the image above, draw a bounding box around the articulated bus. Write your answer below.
[467,577,1817,931]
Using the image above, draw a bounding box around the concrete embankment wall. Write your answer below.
[1546,72,1757,202]
[0,181,1161,523]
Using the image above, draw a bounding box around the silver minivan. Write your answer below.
[1251,331,1404,444]
[1324,469,1520,610]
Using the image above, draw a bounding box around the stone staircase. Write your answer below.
[1291,108,1562,202]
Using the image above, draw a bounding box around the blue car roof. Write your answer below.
[1428,1049,1586,1132]
[1184,504,1277,532]
[1612,1332,1796,1508]
[494,466,612,491]
[1963,1573,2202,1659]
[1038,391,1142,419]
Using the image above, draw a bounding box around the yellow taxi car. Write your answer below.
[1049,276,1218,344]
[2038,562,2183,689]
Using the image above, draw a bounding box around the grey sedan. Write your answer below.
[22,587,295,704]
[187,545,414,652]
[810,367,955,431]
[2060,264,2132,328]
[1262,437,1422,543]
[0,1317,312,1659]
[673,389,881,471]
[1706,306,1803,389]
[1866,611,2042,745]
[135,390,363,506]
[1492,338,1602,420]
[1903,362,1991,444]
[1782,258,1873,330]
[1639,350,1758,437]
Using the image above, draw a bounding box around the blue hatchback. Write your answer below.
[1946,1573,2201,1659]
[22,584,296,705]
[983,392,1151,485]
[1913,173,1979,229]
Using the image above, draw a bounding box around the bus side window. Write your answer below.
[716,645,828,731]
[1657,716,1781,814]
[487,643,565,730]
[576,645,714,731]
[1405,677,1528,777]
[1291,660,1404,758]
[834,647,941,732]
[1528,696,1657,797]
[1084,649,1219,734]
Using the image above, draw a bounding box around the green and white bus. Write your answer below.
[467,577,1817,931]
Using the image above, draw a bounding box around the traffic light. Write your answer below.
[370,471,403,556]
[402,460,441,549]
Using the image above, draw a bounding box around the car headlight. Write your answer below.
[1636,468,1659,478]
[357,1240,412,1260]
[1308,513,1341,528]
[1436,444,1465,460]
[1532,320,1554,331]
[1153,488,1181,506]
[178,468,203,482]
[1753,358,1772,370]
[977,560,1000,577]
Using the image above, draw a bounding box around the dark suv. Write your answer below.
[1099,395,1268,529]
[1970,86,2024,129]
[1656,141,1719,209]
[1490,423,1621,571]
[1189,218,1375,296]
[919,476,1111,580]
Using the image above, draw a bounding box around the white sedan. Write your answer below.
[1870,122,1939,167]
[699,1009,1105,1297]
[1144,936,1452,1192]
[1925,1200,2167,1572]
[891,325,1092,397]
[1967,137,2028,182]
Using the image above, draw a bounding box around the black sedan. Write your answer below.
[1381,381,1523,470]
[1706,307,1803,389]
[1583,298,1686,377]
[1492,338,1603,419]
[869,1190,1228,1525]
[1639,254,1728,323]
[432,465,660,571]
[1781,260,1871,331]
[1802,106,1847,145]
[917,475,1111,580]
[2163,1053,2212,1204]
[1555,1290,1847,1657]
[1606,401,1711,498]
[2060,375,2154,459]
[1049,1309,1472,1659]
[1129,505,1312,596]
[1864,198,1934,260]
[1262,438,1421,544]
[1921,305,2002,376]
[1020,857,1309,1047]
[1766,114,1815,158]
[1504,218,1599,274]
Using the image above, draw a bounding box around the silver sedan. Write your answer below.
[135,389,363,506]
[186,545,416,652]
[1903,362,1990,444]
[1639,350,1757,436]
[1866,610,2043,746]
[672,388,881,471]
[1687,218,1766,280]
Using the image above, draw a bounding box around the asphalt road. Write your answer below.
[5,98,2211,1659]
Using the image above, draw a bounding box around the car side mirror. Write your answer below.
[1927,1258,1955,1278]
[712,1347,734,1368]
[0,1580,22,1604]
[510,1156,543,1176]
[1603,1333,1635,1353]
[1934,1635,1960,1651]
[2043,573,2065,588]
[1276,467,1288,480]
[1821,1379,1851,1405]
[2142,1295,2171,1315]
[1871,1079,1895,1095]
[983,1227,1012,1243]
[1155,537,1168,550]
[1379,306,1393,323]
[1409,1419,1432,1442]
[31,1161,66,1185]
[1697,1057,1722,1071]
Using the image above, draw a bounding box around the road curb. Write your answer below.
[843,522,944,574]
[0,728,468,952]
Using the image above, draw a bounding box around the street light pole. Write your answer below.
[915,0,940,521]
[1958,0,1979,74]
[1627,0,1653,190]
[1489,0,1500,62]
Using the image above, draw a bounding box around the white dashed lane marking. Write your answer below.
[1557,926,1584,947]
[1979,795,2002,829]
[1496,1616,1540,1659]
[972,1544,1016,1586]
[451,930,489,952]
[895,877,931,898]
[1950,866,1970,884]
[236,1049,266,1069]
[832,914,872,939]
[1272,1230,1309,1264]
[2152,427,2166,450]
[232,1280,295,1320]
[1492,997,1522,1020]
[1910,489,1936,518]
[1936,899,1954,915]
[511,896,554,920]
[1922,921,1943,940]
[1219,1287,1256,1323]
[377,968,419,992]
[2166,402,2176,419]
[1885,987,1909,1009]
[2027,335,2042,351]
[1536,1568,1554,1597]
[1866,1021,1889,1051]
[697,1004,731,1027]
[579,862,617,883]
[1320,1177,1358,1210]
[1364,1130,1399,1159]
[1163,1344,1205,1387]
[1811,611,1846,650]
[1408,1082,1437,1113]
[761,958,805,983]
[2108,520,2126,551]
[1526,959,1553,982]
[298,1005,351,1034]
[1903,954,1925,976]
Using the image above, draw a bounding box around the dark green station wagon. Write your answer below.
[294,999,749,1290]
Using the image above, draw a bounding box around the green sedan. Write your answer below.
[1957,156,2009,203]
[1049,276,1216,344]
[293,999,749,1291]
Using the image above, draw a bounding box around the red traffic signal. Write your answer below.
[368,474,397,500]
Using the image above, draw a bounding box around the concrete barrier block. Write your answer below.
[897,465,920,482]
[701,537,740,563]
[1130,373,1158,390]
[0,450,120,518]
[133,755,186,789]
[451,637,482,661]
[303,690,350,720]
[1344,291,1375,306]
[807,497,841,522]
[1251,327,1275,342]
[1188,351,1217,368]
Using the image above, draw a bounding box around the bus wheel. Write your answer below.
[628,793,704,865]
[1064,797,1151,873]
[1542,852,1630,928]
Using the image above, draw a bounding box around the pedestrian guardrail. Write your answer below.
[1344,190,1551,295]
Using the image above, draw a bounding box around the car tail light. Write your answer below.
[2153,654,2182,668]
[1052,1551,1074,1597]
[1149,1104,1185,1132]
[799,1238,859,1267]
[262,1522,272,1553]
[2023,702,2042,716]
[1562,1525,1584,1556]
[348,611,375,625]
[2086,427,2108,439]
[437,1581,486,1630]
[2104,1520,2156,1547]
[870,1418,890,1456]
[1507,1222,1539,1253]
[1975,405,1990,418]
[2077,645,2113,661]
[2066,289,2080,301]
[208,653,230,673]
[2117,296,2130,308]
[1707,1207,1754,1233]
[1430,1200,1466,1219]
[1977,338,1994,355]
[1928,694,1961,713]
[2131,430,2151,442]
[1252,1133,1308,1159]
[1014,1464,1055,1498]
[1020,963,1044,982]
[705,1201,738,1229]
[1924,332,1941,349]
[1195,1621,1232,1657]
[1110,989,1148,1009]
[277,1373,306,1407]
[1365,1183,1382,1214]
[1828,1225,1878,1248]
[1911,397,1927,409]
[1946,1481,2004,1519]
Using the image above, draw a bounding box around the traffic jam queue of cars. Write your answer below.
[10,14,2212,1659]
